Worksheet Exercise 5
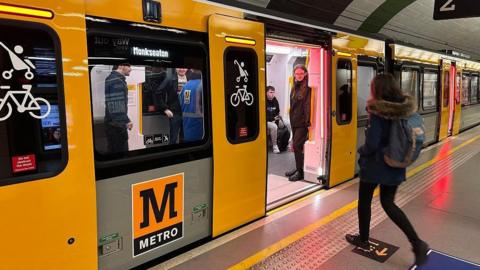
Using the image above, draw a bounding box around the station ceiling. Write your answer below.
[234,0,480,60]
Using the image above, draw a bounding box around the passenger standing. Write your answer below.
[285,65,311,181]
[152,67,183,145]
[104,63,132,153]
[345,73,429,266]
[180,69,203,142]
[266,85,281,154]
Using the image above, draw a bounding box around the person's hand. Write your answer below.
[127,122,133,130]
[274,116,280,121]
[164,109,174,118]
[148,105,156,112]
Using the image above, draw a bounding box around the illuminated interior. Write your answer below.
[265,39,328,208]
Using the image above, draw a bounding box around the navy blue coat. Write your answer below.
[358,96,416,186]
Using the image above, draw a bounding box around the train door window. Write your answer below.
[87,34,208,160]
[422,71,438,110]
[401,68,419,99]
[0,21,67,185]
[336,59,352,124]
[224,47,258,143]
[456,73,461,104]
[357,65,376,118]
[472,75,479,104]
[461,74,470,106]
[443,70,450,107]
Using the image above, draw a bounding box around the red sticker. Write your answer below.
[239,127,248,137]
[12,154,36,173]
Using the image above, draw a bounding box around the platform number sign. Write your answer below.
[132,173,184,257]
[434,0,480,20]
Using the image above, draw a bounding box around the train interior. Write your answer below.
[265,39,327,208]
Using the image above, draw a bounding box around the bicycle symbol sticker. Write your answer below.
[230,59,254,107]
[0,42,51,121]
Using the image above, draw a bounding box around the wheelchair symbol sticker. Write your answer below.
[0,42,51,121]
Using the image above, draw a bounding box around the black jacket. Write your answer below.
[104,71,130,128]
[358,95,416,185]
[289,85,311,128]
[146,70,182,116]
[266,97,280,122]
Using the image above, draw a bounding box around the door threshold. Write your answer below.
[267,184,324,211]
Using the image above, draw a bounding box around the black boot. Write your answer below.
[345,234,370,250]
[288,170,304,181]
[285,168,297,177]
[412,240,429,266]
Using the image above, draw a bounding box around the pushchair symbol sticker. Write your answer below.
[0,42,35,80]
[0,42,51,121]
[230,59,254,107]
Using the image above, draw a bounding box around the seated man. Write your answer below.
[266,85,281,153]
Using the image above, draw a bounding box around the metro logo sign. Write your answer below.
[132,173,184,257]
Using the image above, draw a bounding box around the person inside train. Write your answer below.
[145,66,183,145]
[180,69,203,142]
[345,73,430,266]
[285,64,311,181]
[104,62,132,153]
[266,85,282,154]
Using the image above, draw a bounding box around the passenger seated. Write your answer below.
[266,85,282,154]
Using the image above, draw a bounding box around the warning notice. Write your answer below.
[132,173,184,257]
[12,154,36,173]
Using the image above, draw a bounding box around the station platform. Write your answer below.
[152,126,480,270]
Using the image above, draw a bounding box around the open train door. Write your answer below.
[452,64,462,135]
[439,61,452,139]
[208,15,267,236]
[328,51,358,187]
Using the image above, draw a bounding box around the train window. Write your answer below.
[224,47,259,143]
[422,72,438,110]
[461,74,470,106]
[401,69,419,99]
[443,70,450,107]
[336,59,353,125]
[87,34,208,160]
[357,65,376,118]
[0,21,67,186]
[455,73,461,104]
[472,76,479,104]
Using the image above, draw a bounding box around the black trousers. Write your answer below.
[358,181,420,243]
[106,125,128,153]
[292,127,308,171]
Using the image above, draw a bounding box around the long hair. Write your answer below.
[291,64,309,99]
[371,73,405,102]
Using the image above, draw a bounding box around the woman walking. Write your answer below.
[285,65,311,181]
[345,73,429,266]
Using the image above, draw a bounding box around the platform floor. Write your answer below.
[152,125,480,270]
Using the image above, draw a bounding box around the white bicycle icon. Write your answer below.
[0,85,51,121]
[230,85,254,107]
[0,42,35,80]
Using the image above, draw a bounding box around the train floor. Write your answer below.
[152,125,480,270]
[267,149,320,207]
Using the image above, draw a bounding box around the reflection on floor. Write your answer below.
[267,149,319,206]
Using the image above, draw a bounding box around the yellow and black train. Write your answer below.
[0,1,479,269]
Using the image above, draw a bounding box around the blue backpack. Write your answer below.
[383,113,425,168]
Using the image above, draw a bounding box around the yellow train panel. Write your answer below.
[85,0,242,33]
[208,14,267,237]
[329,53,358,187]
[0,1,97,269]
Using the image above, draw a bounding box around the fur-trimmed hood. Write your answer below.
[367,95,417,119]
